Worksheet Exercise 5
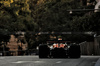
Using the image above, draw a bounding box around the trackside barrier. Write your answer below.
[0,49,38,56]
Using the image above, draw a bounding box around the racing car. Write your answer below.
[39,40,81,58]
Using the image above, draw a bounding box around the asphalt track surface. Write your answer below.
[0,56,100,66]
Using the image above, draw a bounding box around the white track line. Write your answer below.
[11,61,44,64]
[56,61,62,63]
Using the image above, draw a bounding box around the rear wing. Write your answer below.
[47,40,71,44]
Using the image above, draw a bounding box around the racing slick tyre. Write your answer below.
[69,44,81,58]
[39,44,50,58]
[52,48,66,58]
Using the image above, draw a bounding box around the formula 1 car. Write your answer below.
[39,40,81,58]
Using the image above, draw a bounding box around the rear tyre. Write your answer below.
[69,44,81,58]
[39,44,50,58]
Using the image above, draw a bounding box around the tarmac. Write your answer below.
[95,58,100,66]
